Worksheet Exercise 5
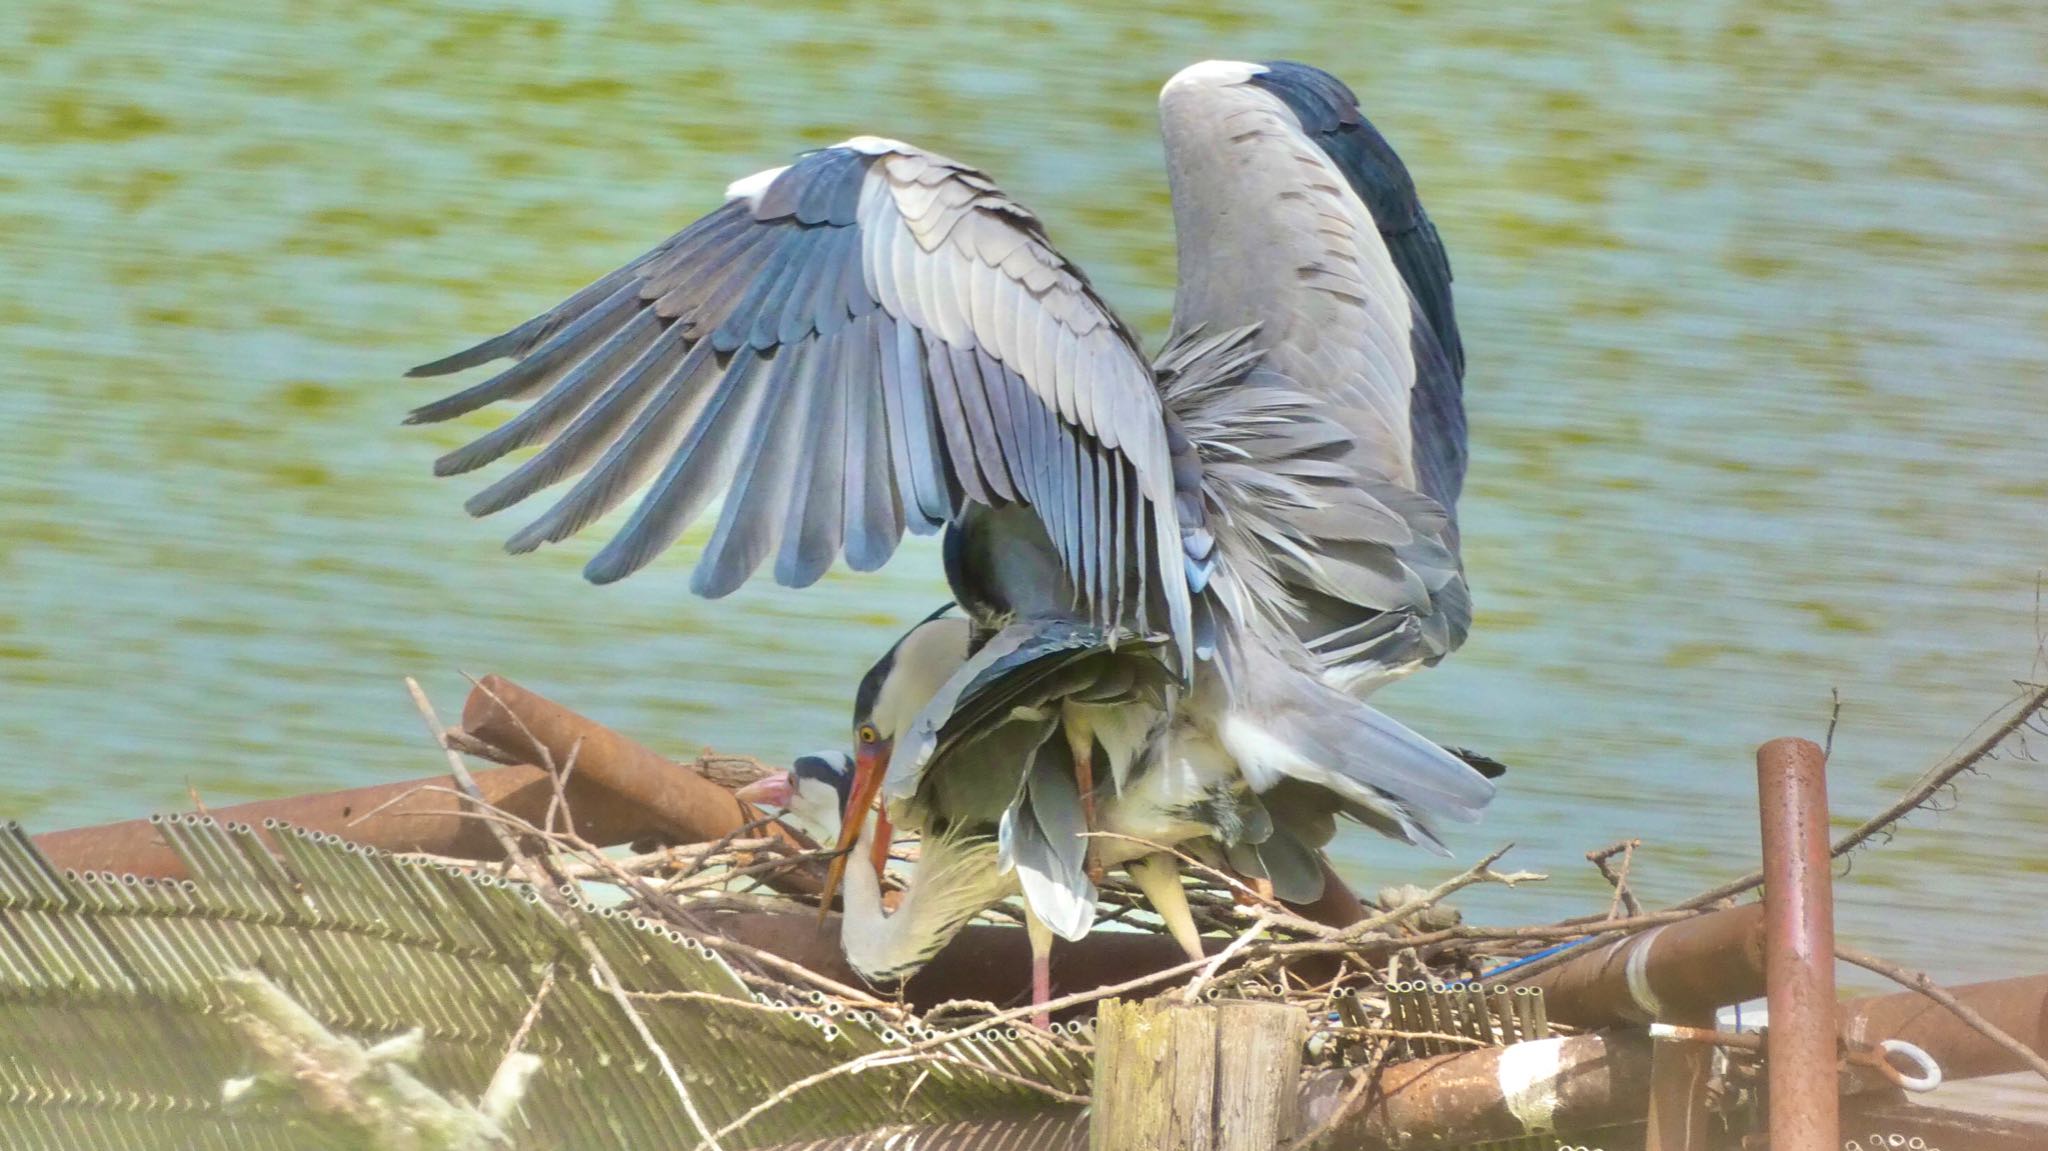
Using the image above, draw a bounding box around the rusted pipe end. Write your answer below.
[1756,735,1838,1151]
[1756,738,1828,805]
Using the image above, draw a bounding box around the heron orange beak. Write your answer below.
[819,739,892,924]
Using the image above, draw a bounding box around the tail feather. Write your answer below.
[996,726,1097,941]
[1225,829,1327,904]
[1220,670,1492,847]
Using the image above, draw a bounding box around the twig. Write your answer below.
[581,941,728,1149]
[1828,679,2048,860]
[543,736,582,838]
[691,931,902,1014]
[485,962,555,1114]
[1586,839,1643,918]
[498,962,556,1069]
[1824,688,1843,760]
[678,811,811,885]
[443,728,519,765]
[406,679,539,881]
[1837,945,2048,1084]
[344,781,436,831]
[1333,845,1540,941]
[406,677,727,1151]
[405,840,792,879]
[1183,913,1273,1003]
[1675,680,2048,910]
[900,1052,1089,1104]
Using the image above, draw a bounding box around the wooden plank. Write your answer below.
[1091,997,1304,1151]
[1215,1002,1305,1148]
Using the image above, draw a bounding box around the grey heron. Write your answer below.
[738,726,1218,1030]
[407,58,1494,1003]
[739,601,1505,1024]
[741,611,1218,1024]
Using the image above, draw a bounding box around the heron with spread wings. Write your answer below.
[408,59,1493,1015]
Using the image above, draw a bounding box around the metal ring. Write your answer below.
[1877,1039,1942,1093]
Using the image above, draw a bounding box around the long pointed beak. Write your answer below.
[733,773,794,809]
[819,740,891,924]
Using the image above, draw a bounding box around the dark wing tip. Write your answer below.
[404,388,493,426]
[1250,61,1363,132]
[1448,746,1509,780]
[582,549,636,586]
[406,340,509,379]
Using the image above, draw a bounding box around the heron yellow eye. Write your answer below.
[858,723,879,745]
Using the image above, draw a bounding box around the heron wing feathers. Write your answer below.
[1158,65,1472,690]
[889,619,1171,802]
[410,141,1189,654]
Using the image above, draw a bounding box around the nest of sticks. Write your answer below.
[392,669,2048,1108]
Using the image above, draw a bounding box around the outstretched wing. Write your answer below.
[1157,62,1469,692]
[409,138,1189,654]
[1247,60,1467,513]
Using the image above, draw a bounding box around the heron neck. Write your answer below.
[837,814,1004,984]
[840,807,886,928]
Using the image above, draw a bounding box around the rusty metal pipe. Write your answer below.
[1509,902,1767,1029]
[459,675,824,895]
[1841,972,2048,1082]
[30,764,680,879]
[1299,1031,1656,1146]
[1757,736,1837,1151]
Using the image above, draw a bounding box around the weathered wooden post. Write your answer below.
[1092,997,1306,1151]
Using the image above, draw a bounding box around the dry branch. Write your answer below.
[1838,945,2048,1084]
[1677,680,2048,910]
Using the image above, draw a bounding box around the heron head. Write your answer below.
[734,751,853,837]
[819,608,972,917]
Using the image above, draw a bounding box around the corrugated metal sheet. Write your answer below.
[747,1113,1087,1151]
[0,819,1086,1150]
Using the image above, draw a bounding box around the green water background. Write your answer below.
[3,0,2044,1082]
